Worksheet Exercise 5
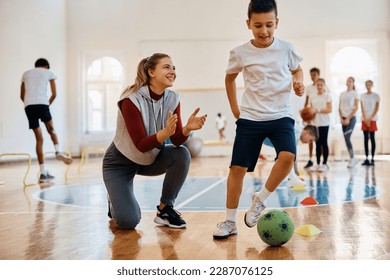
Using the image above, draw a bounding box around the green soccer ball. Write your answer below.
[257,209,295,247]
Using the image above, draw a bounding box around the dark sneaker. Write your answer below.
[304,160,313,169]
[154,205,186,228]
[39,172,55,183]
[56,152,73,165]
[362,159,370,166]
[370,159,375,166]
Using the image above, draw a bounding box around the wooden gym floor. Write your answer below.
[1,154,390,260]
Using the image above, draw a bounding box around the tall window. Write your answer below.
[85,56,124,133]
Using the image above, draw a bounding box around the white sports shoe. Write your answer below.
[318,164,329,173]
[347,158,356,168]
[244,192,266,228]
[213,221,238,239]
[287,176,306,187]
[56,152,73,165]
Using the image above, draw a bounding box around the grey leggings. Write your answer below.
[102,142,191,229]
[342,116,356,158]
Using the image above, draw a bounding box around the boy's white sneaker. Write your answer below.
[287,176,306,187]
[244,192,266,228]
[213,221,238,239]
[56,152,73,165]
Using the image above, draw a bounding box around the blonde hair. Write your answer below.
[122,53,170,96]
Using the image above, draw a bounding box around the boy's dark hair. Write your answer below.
[248,0,278,19]
[310,67,320,75]
[35,58,50,69]
[304,125,319,142]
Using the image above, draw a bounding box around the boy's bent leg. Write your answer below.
[103,143,141,230]
[44,120,73,165]
[265,151,295,192]
[245,152,295,228]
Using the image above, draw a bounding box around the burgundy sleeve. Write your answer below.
[170,102,190,146]
[120,98,160,153]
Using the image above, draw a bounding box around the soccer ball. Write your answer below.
[257,209,294,246]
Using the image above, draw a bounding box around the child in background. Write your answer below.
[309,78,332,172]
[213,0,305,239]
[360,80,380,166]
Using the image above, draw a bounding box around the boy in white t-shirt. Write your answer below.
[302,67,320,169]
[213,0,305,239]
[21,58,73,183]
[215,113,227,141]
[360,80,380,166]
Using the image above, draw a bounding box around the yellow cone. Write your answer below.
[291,184,306,191]
[295,224,322,237]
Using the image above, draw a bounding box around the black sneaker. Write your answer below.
[154,205,186,228]
[39,172,55,183]
[304,160,313,169]
[370,159,375,166]
[362,159,370,166]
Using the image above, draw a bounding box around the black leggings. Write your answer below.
[316,126,329,165]
[363,131,376,159]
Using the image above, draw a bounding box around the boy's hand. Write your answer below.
[293,81,305,96]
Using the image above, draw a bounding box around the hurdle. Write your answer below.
[0,153,36,187]
[78,147,106,173]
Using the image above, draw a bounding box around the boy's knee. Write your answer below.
[278,151,295,164]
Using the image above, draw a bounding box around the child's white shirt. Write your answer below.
[226,37,303,121]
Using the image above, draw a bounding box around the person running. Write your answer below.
[20,58,73,183]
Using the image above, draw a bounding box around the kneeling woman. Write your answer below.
[103,53,207,230]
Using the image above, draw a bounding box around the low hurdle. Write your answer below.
[0,153,36,187]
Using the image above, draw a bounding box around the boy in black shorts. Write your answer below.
[21,58,73,183]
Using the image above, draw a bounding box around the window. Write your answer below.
[85,56,124,133]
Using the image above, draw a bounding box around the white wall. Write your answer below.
[1,0,389,158]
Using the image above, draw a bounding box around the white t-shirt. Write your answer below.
[339,90,359,117]
[215,115,226,129]
[226,37,303,121]
[305,84,317,99]
[360,92,380,121]
[310,92,332,127]
[21,68,57,107]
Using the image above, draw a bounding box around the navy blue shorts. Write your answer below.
[230,117,296,172]
[24,105,52,129]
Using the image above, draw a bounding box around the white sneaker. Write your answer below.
[318,164,329,173]
[244,193,266,228]
[213,221,238,239]
[287,176,306,187]
[347,158,356,168]
[56,152,73,165]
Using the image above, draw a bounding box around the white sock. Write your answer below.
[225,208,237,223]
[256,186,272,204]
[54,144,60,153]
[40,164,46,175]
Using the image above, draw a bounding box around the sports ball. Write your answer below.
[300,107,316,122]
[257,209,295,246]
[185,137,203,157]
